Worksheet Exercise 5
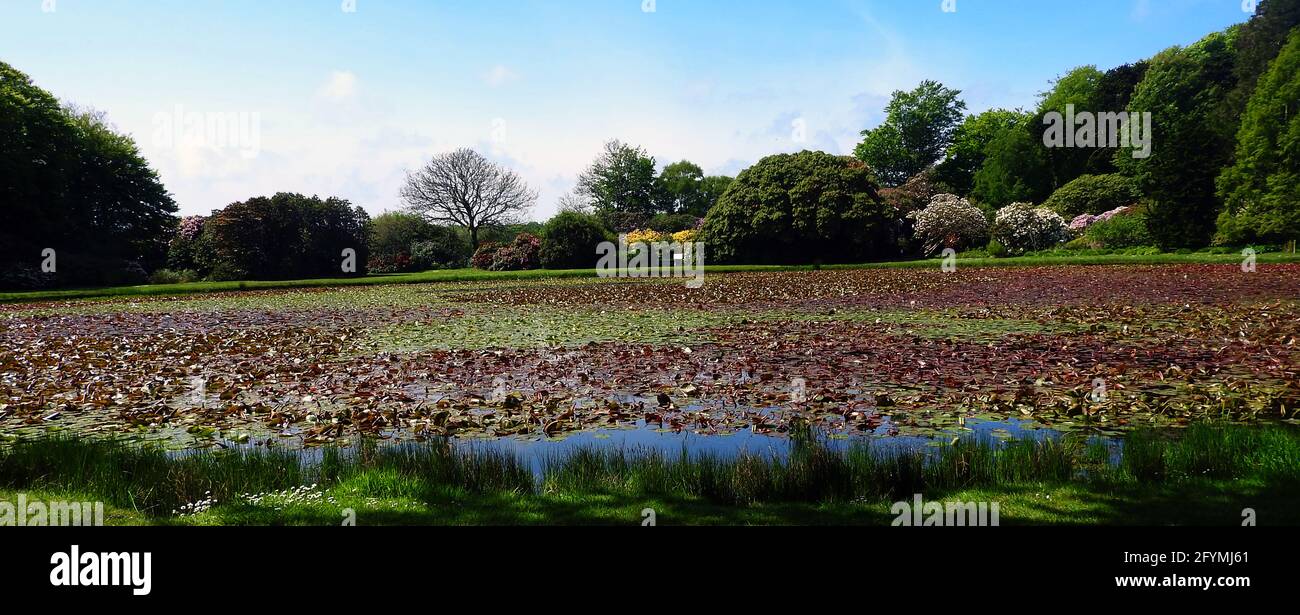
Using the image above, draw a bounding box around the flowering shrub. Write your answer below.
[626,229,669,244]
[1069,214,1097,233]
[166,215,209,272]
[908,194,989,255]
[473,233,541,271]
[177,216,206,242]
[1067,206,1134,234]
[625,228,699,245]
[881,170,938,217]
[1085,209,1152,249]
[368,252,413,274]
[992,203,1069,254]
[1097,206,1132,222]
[471,242,501,270]
[1043,174,1139,217]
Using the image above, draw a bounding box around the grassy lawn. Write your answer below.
[8,480,1284,526]
[2,424,1296,526]
[4,250,1297,304]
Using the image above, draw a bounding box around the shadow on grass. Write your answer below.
[179,488,896,527]
[924,478,1300,526]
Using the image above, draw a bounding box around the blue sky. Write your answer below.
[0,0,1256,219]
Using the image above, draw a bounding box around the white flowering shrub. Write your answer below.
[908,194,989,256]
[992,203,1070,254]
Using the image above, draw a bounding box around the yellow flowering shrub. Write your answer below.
[625,229,699,244]
[625,229,669,244]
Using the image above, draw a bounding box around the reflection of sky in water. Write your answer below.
[458,417,1062,476]
[184,417,1074,476]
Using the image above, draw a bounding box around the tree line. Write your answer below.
[1,0,1296,289]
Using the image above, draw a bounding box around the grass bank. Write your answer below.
[2,424,1296,525]
[4,250,1298,305]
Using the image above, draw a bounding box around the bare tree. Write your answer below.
[556,189,594,214]
[400,148,536,249]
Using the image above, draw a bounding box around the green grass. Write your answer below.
[0,266,785,304]
[5,250,1298,305]
[2,423,1296,525]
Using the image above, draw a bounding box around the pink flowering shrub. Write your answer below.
[1097,206,1132,222]
[474,233,541,271]
[176,216,207,243]
[1067,206,1133,234]
[1069,214,1098,232]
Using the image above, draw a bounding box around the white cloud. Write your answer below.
[319,71,358,100]
[483,65,517,88]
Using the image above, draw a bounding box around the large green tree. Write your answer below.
[0,61,177,289]
[1216,28,1300,244]
[198,193,370,280]
[1230,0,1300,116]
[1116,29,1241,249]
[854,80,966,187]
[576,140,660,216]
[700,151,892,264]
[934,108,1024,196]
[654,160,732,217]
[1032,66,1104,187]
[971,113,1051,208]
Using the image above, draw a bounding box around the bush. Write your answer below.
[367,253,413,274]
[540,212,610,270]
[471,242,500,270]
[1043,173,1140,218]
[411,236,468,270]
[0,264,53,291]
[700,151,893,264]
[489,233,541,271]
[365,213,468,273]
[1063,236,1095,250]
[147,268,200,285]
[881,170,942,257]
[908,194,990,256]
[645,213,700,233]
[472,234,541,271]
[166,216,207,272]
[1085,210,1154,249]
[880,169,939,217]
[986,239,1009,258]
[991,203,1069,254]
[1067,206,1134,235]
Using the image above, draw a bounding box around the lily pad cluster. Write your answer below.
[2,264,1297,447]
